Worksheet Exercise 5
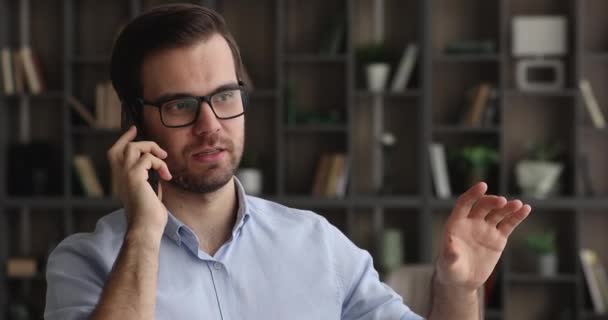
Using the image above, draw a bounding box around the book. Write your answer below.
[580,79,606,129]
[1,48,14,95]
[580,249,608,314]
[326,153,347,198]
[429,143,451,198]
[312,153,331,196]
[13,50,24,94]
[67,96,97,127]
[390,44,418,92]
[20,46,45,94]
[73,154,104,197]
[6,257,37,278]
[335,153,349,197]
[95,82,107,127]
[105,82,122,129]
[463,83,492,126]
[319,14,345,54]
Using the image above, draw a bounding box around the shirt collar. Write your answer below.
[162,176,252,246]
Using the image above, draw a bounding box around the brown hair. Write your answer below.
[110,4,243,123]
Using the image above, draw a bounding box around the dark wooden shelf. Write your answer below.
[584,52,608,61]
[271,195,422,208]
[581,311,608,319]
[284,124,348,133]
[507,273,578,284]
[503,89,578,98]
[3,197,67,208]
[433,125,500,134]
[355,90,421,98]
[284,54,347,63]
[434,53,500,63]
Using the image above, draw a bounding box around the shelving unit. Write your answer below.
[1,0,608,319]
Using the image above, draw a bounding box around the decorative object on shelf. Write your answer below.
[454,144,498,189]
[319,12,346,55]
[379,132,396,195]
[380,228,403,273]
[73,154,104,198]
[311,152,348,198]
[236,153,263,196]
[512,16,567,92]
[579,79,606,129]
[580,248,608,314]
[515,142,564,198]
[6,257,37,278]
[95,81,122,129]
[579,153,595,197]
[357,42,390,93]
[390,43,418,92]
[429,142,451,199]
[444,40,496,55]
[461,83,492,127]
[524,230,557,277]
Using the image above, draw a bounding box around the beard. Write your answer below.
[166,131,243,194]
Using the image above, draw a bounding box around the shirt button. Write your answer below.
[213,262,222,270]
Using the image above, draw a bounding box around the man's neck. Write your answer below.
[160,177,239,256]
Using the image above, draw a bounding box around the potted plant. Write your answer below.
[236,153,263,196]
[525,230,557,277]
[515,142,564,198]
[457,145,499,187]
[357,42,390,93]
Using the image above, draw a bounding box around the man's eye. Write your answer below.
[166,100,196,111]
[215,91,235,102]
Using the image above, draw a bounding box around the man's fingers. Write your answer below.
[468,195,507,219]
[108,125,137,162]
[131,153,172,182]
[452,182,488,219]
[497,204,532,236]
[485,200,523,226]
[123,141,168,168]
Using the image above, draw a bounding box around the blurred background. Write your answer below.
[1,0,608,319]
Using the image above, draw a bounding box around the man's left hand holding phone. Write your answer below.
[89,124,172,320]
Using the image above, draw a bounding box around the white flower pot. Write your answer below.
[236,168,263,196]
[366,63,390,93]
[515,160,563,198]
[539,253,558,277]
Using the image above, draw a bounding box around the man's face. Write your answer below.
[140,34,244,194]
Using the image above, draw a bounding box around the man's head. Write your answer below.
[110,4,246,194]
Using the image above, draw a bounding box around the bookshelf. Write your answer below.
[1,0,608,319]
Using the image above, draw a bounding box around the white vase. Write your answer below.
[366,63,390,93]
[539,253,558,277]
[236,168,263,196]
[515,160,563,198]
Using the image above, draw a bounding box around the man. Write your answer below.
[45,4,530,320]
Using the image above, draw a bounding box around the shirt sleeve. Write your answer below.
[325,222,424,320]
[44,234,106,320]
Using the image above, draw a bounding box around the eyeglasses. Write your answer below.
[138,82,247,128]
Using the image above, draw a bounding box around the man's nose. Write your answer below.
[192,101,221,136]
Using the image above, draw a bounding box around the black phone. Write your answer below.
[121,105,160,195]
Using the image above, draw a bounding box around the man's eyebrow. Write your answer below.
[149,82,241,103]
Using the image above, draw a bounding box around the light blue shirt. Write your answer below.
[45,179,423,320]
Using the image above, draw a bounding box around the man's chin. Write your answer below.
[169,169,234,194]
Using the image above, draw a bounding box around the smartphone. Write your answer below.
[121,106,160,195]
